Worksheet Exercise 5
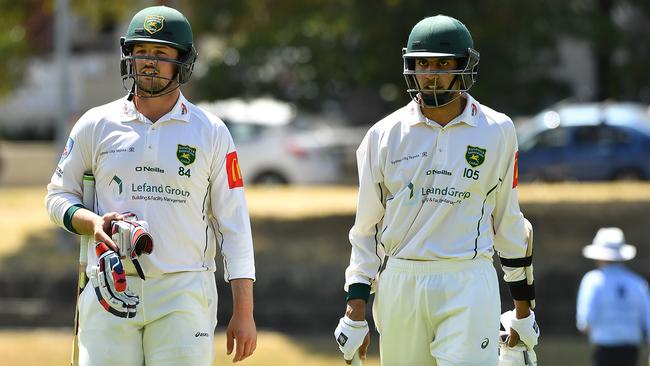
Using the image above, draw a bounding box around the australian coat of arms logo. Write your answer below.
[465,145,486,167]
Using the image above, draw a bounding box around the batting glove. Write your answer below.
[111,212,153,280]
[334,315,369,361]
[498,344,537,366]
[501,310,540,350]
[89,242,139,318]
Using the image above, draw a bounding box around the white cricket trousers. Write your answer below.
[372,257,500,366]
[78,270,218,366]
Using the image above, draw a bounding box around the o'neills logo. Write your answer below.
[426,169,452,176]
[135,166,165,173]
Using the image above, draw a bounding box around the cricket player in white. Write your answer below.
[45,6,256,366]
[334,15,539,366]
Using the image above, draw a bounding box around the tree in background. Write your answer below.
[1,0,649,124]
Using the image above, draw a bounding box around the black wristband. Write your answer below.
[499,255,533,268]
[346,283,371,303]
[507,279,535,301]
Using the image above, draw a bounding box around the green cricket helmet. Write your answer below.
[120,6,197,98]
[403,15,480,108]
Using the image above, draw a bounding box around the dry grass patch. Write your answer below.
[244,186,358,219]
[3,183,650,256]
[0,187,52,257]
[0,329,379,366]
[518,182,650,203]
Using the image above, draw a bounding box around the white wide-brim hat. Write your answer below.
[582,227,636,262]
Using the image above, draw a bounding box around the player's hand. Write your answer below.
[507,327,520,347]
[347,333,369,364]
[341,299,369,363]
[335,315,369,363]
[93,212,124,252]
[503,310,539,349]
[226,313,257,363]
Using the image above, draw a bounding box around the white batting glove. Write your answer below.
[111,213,153,280]
[501,310,540,350]
[498,344,537,366]
[89,242,139,318]
[334,315,369,361]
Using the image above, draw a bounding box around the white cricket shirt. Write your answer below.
[345,94,528,291]
[46,93,255,281]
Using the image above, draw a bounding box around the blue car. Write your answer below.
[517,103,650,181]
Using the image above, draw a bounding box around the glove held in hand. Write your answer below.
[334,315,369,361]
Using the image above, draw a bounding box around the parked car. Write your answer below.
[517,102,650,181]
[198,98,364,185]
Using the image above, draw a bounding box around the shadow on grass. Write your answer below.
[0,227,79,326]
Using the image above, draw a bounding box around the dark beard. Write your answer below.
[135,75,172,95]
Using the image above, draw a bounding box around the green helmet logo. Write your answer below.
[120,6,198,97]
[143,15,164,35]
[403,15,480,108]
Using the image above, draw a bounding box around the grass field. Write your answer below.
[0,329,378,366]
[0,328,626,366]
[2,184,650,364]
[3,182,650,258]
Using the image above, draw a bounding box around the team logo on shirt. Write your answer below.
[110,175,123,195]
[465,145,486,167]
[176,144,196,166]
[143,15,164,35]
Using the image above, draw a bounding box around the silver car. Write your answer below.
[198,98,362,185]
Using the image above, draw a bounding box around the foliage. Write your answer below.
[2,0,649,121]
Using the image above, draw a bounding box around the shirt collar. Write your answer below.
[119,92,192,123]
[406,93,480,128]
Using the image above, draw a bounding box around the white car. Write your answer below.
[198,98,361,185]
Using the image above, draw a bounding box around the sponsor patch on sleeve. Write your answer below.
[226,151,244,189]
[512,151,519,188]
[59,137,74,164]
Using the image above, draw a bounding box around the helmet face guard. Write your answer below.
[120,40,197,99]
[119,6,197,99]
[403,48,479,108]
[402,15,479,108]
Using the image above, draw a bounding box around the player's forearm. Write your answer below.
[230,278,254,317]
[513,300,531,318]
[70,208,104,236]
[346,299,366,321]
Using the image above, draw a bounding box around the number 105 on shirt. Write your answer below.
[463,167,480,180]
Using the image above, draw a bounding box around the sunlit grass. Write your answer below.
[2,328,643,365]
[3,183,650,256]
[0,329,380,366]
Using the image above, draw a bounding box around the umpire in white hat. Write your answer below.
[576,227,650,366]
